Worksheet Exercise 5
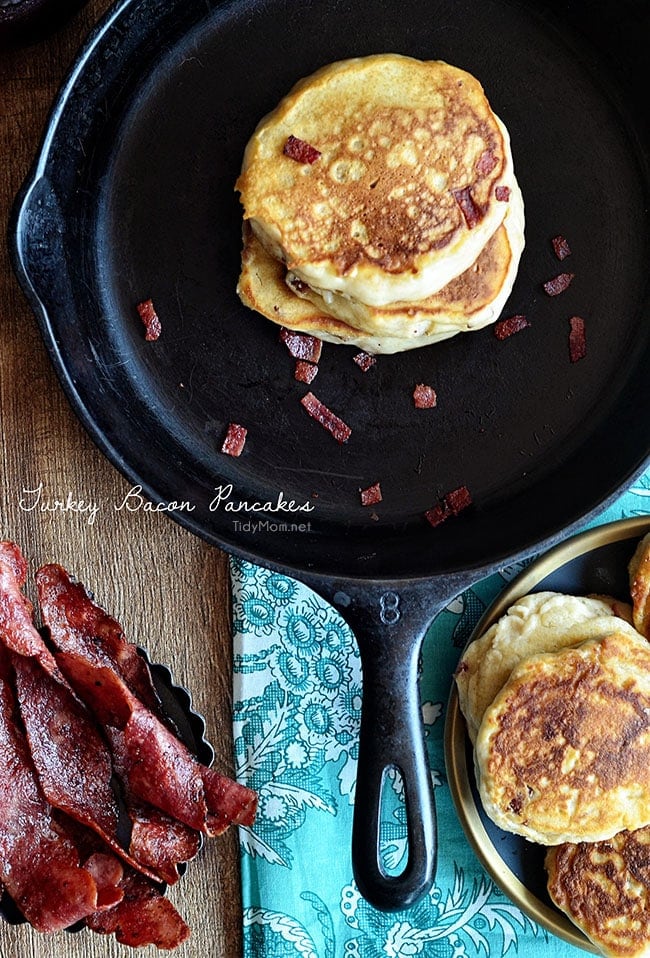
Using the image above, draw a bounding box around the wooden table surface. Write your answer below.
[0,3,243,956]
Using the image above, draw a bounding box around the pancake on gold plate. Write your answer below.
[629,532,650,638]
[237,180,523,354]
[455,591,637,745]
[475,629,650,846]
[547,828,650,958]
[236,54,516,307]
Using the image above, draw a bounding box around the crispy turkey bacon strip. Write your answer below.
[35,562,165,719]
[1,552,195,886]
[86,868,190,950]
[10,652,177,884]
[37,564,258,836]
[0,646,103,932]
[0,541,61,679]
[56,652,256,836]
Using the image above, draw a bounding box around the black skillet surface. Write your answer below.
[10,0,650,911]
[446,516,650,952]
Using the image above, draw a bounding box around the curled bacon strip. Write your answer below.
[86,868,190,949]
[0,541,61,678]
[0,648,101,932]
[37,565,257,838]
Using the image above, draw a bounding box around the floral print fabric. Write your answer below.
[231,472,650,958]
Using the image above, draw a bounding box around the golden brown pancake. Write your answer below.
[237,54,515,306]
[237,180,523,354]
[629,532,650,638]
[547,829,650,958]
[475,630,650,845]
[455,591,638,745]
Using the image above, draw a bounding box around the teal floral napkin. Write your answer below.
[231,469,650,958]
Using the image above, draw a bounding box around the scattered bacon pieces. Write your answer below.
[300,391,351,444]
[452,186,483,228]
[294,360,318,384]
[552,234,572,261]
[425,486,473,528]
[360,483,382,507]
[495,185,510,202]
[221,423,247,457]
[445,486,473,515]
[279,327,323,363]
[413,384,437,408]
[543,272,575,296]
[494,314,530,340]
[283,134,321,164]
[136,299,161,341]
[569,315,587,363]
[353,351,376,372]
[476,150,498,175]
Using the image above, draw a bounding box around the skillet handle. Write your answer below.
[326,580,457,911]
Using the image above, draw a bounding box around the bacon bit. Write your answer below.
[569,316,587,363]
[413,384,437,409]
[221,423,247,457]
[495,185,510,202]
[294,360,318,384]
[283,134,321,164]
[452,186,483,228]
[279,327,323,363]
[476,150,498,175]
[543,272,575,296]
[360,483,382,507]
[494,314,530,340]
[445,486,473,515]
[425,486,472,528]
[552,234,572,260]
[137,299,161,341]
[300,392,351,444]
[286,273,310,294]
[353,351,376,372]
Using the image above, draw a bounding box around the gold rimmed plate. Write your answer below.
[445,516,650,952]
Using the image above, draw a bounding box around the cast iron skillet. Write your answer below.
[10,0,650,912]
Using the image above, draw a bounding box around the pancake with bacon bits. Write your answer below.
[475,629,650,846]
[237,177,524,354]
[455,590,636,745]
[547,827,650,958]
[236,54,516,308]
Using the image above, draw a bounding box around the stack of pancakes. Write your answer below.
[456,534,650,958]
[236,55,524,354]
